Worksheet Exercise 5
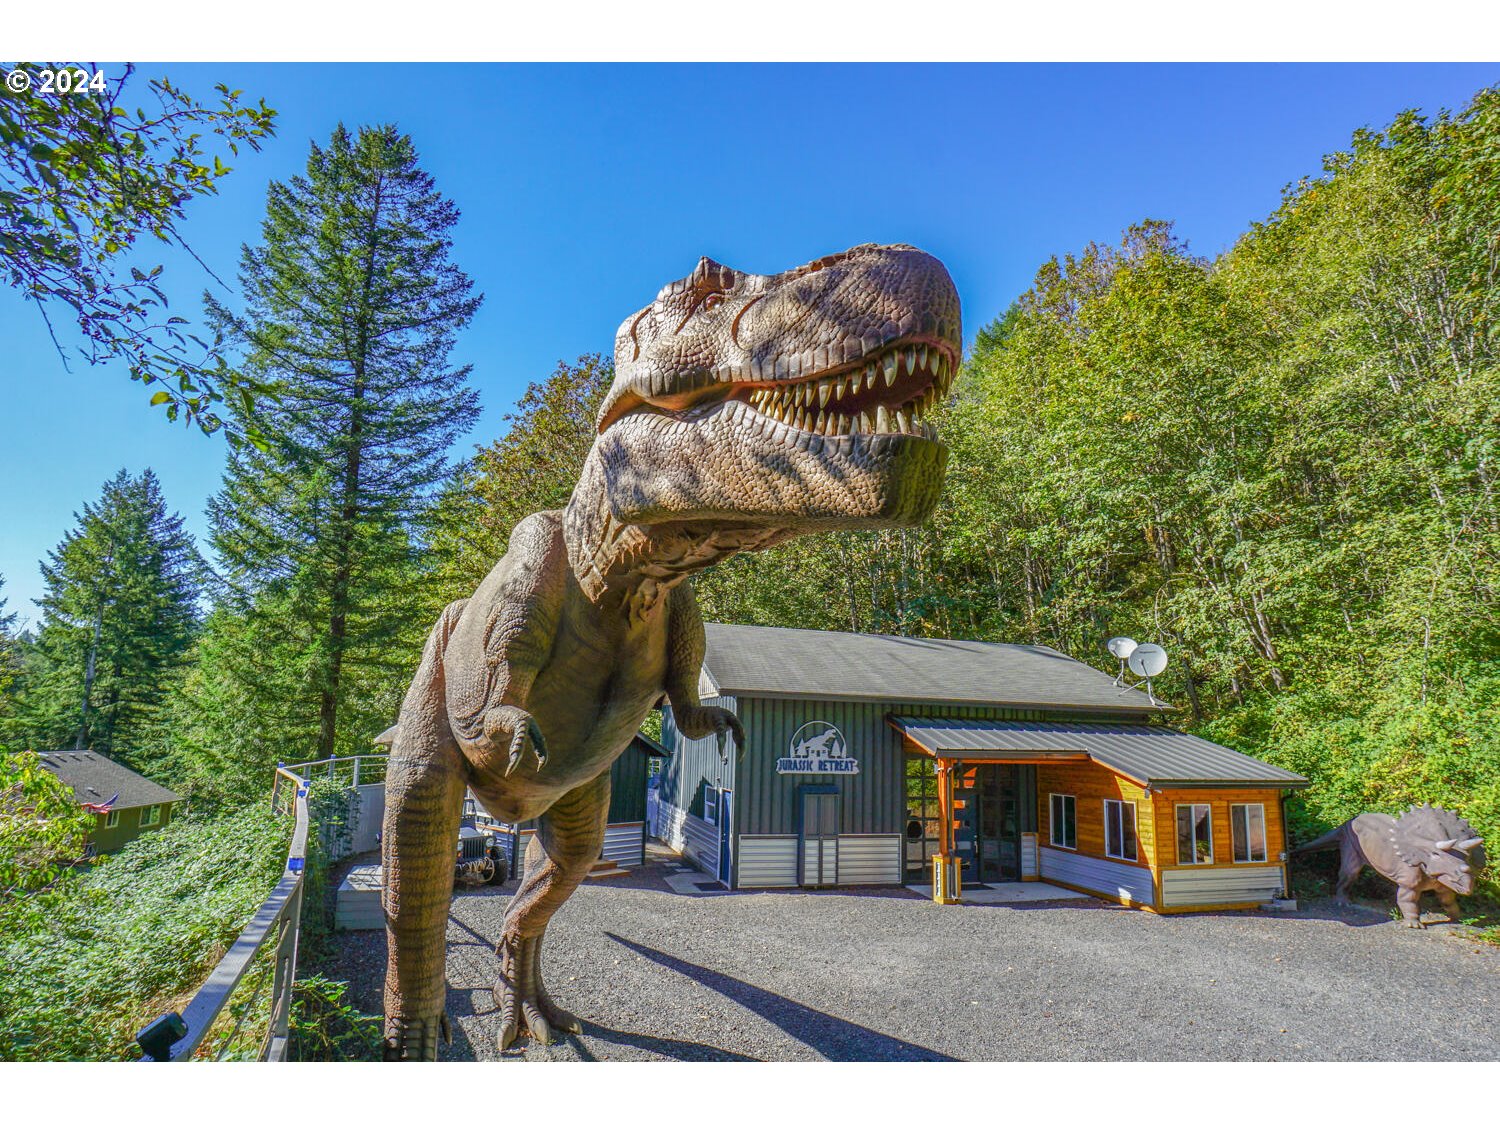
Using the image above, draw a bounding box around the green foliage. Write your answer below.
[5,469,203,764]
[187,123,482,778]
[0,802,288,1060]
[287,975,382,1061]
[429,354,612,605]
[0,63,276,438]
[696,87,1500,895]
[0,750,93,897]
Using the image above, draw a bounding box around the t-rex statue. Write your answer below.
[1296,803,1486,927]
[378,243,960,1059]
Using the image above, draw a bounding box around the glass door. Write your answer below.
[977,766,1021,883]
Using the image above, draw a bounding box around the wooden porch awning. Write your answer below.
[887,716,1308,789]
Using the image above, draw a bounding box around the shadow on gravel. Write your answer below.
[568,1025,759,1061]
[606,933,954,1061]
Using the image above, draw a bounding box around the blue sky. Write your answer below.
[2,62,1496,626]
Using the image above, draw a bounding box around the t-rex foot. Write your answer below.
[493,934,581,1050]
[382,1011,452,1061]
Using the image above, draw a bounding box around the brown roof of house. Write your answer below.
[38,751,180,809]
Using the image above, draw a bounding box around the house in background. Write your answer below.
[656,623,1308,912]
[39,751,180,854]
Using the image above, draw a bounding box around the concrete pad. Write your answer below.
[903,881,1092,905]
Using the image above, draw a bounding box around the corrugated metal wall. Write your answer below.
[607,741,651,823]
[1039,844,1155,906]
[834,835,902,885]
[658,695,737,817]
[737,835,798,886]
[602,822,645,867]
[1161,865,1283,906]
[730,699,1054,838]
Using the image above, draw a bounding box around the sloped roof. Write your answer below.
[702,623,1164,714]
[38,751,180,809]
[890,717,1308,789]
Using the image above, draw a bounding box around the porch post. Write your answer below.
[936,758,954,860]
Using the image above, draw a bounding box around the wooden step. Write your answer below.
[586,859,629,879]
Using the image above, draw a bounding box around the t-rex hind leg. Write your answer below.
[494,771,610,1050]
[380,605,470,1060]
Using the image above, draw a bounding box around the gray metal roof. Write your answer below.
[702,623,1164,713]
[889,717,1308,789]
[38,751,180,809]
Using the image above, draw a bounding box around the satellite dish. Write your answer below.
[1106,637,1138,660]
[1128,643,1168,679]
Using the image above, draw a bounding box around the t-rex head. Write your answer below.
[1390,803,1487,895]
[564,243,960,602]
[589,242,958,530]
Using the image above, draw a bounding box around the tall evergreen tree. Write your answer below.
[203,123,481,761]
[0,575,21,735]
[11,470,202,759]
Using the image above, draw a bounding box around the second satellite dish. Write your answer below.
[1128,643,1168,679]
[1106,636,1138,660]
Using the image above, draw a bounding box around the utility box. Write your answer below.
[932,855,962,904]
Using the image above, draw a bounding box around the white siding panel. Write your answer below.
[352,784,386,855]
[1021,833,1039,879]
[603,822,644,867]
[737,835,798,887]
[1040,845,1155,906]
[801,839,838,885]
[1161,865,1283,906]
[658,802,716,876]
[835,835,902,885]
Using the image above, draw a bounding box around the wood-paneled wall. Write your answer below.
[1150,788,1286,870]
[1037,761,1155,868]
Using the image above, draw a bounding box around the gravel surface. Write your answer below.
[322,851,1499,1062]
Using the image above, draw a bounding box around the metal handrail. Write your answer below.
[137,768,310,1061]
[276,753,389,797]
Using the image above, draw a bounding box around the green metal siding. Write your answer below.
[659,695,737,818]
[607,741,651,823]
[730,700,1058,839]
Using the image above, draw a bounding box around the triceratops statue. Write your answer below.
[1297,803,1486,927]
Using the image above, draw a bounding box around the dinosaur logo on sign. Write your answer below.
[777,722,859,774]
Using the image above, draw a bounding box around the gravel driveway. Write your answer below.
[323,851,1498,1062]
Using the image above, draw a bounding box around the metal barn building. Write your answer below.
[655,624,1308,912]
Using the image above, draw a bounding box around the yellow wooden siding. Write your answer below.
[1151,788,1285,870]
[1037,761,1154,870]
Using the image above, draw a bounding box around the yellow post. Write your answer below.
[932,759,961,904]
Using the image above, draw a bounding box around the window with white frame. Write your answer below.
[1049,793,1076,849]
[139,804,162,828]
[1176,803,1213,864]
[1104,799,1138,861]
[1231,803,1268,863]
[703,784,718,825]
[104,810,120,829]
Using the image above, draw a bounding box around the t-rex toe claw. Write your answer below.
[493,934,580,1051]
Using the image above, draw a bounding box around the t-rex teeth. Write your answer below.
[876,404,891,432]
[883,353,898,386]
[818,382,832,408]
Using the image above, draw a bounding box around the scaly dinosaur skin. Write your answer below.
[1297,804,1486,927]
[380,243,960,1059]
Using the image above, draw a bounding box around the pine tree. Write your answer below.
[0,575,22,735]
[12,470,202,759]
[203,123,481,761]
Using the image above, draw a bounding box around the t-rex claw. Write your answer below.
[494,934,581,1051]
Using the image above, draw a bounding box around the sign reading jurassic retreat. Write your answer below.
[777,722,859,774]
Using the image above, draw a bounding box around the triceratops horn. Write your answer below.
[1456,837,1483,851]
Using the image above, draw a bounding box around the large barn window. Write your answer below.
[1231,803,1268,862]
[1104,799,1137,861]
[1049,793,1076,849]
[1176,804,1213,864]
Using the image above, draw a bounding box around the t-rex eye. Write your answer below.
[700,292,724,311]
